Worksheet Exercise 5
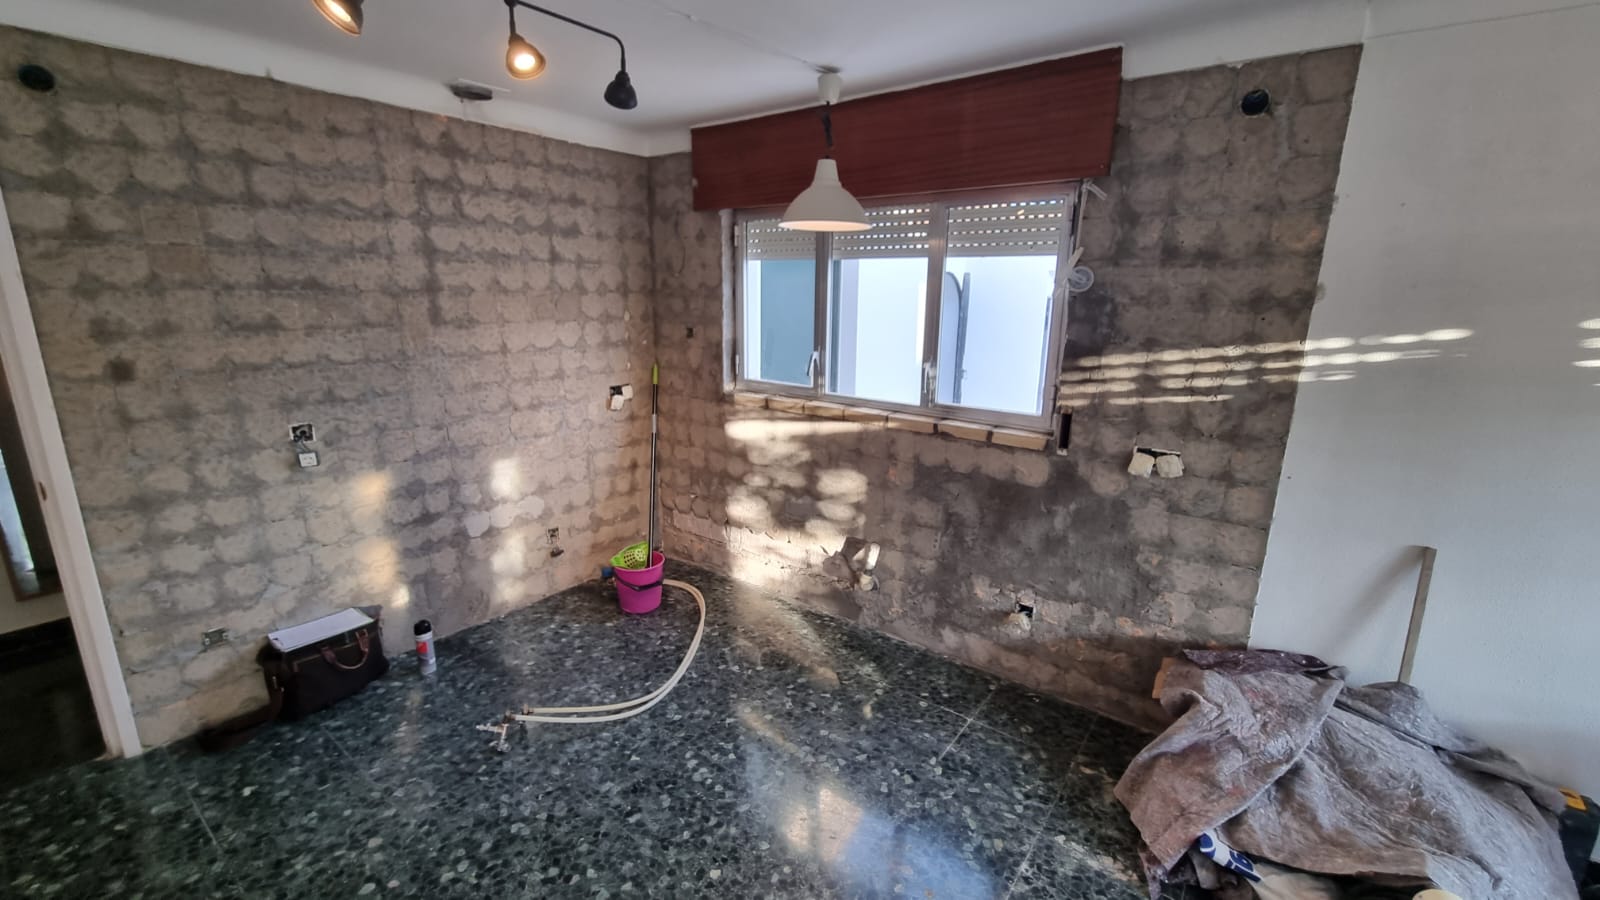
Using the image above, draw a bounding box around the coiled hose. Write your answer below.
[507,578,705,725]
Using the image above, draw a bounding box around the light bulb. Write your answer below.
[506,33,546,80]
[313,0,362,35]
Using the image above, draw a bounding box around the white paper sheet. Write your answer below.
[268,607,373,653]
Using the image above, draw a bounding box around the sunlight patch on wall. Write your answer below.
[725,419,870,442]
[1060,329,1473,409]
[491,530,529,610]
[491,458,521,500]
[348,471,392,534]
[354,536,399,594]
[1107,394,1234,405]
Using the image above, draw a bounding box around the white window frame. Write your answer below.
[732,184,1079,433]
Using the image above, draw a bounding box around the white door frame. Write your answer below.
[0,184,141,758]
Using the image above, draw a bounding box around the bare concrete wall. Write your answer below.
[649,47,1360,727]
[0,27,655,745]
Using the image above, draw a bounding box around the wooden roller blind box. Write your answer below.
[690,47,1122,212]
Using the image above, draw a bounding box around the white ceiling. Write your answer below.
[3,0,1376,155]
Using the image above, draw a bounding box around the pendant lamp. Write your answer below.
[780,72,869,233]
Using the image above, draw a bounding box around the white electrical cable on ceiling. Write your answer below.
[507,578,705,725]
[632,0,824,71]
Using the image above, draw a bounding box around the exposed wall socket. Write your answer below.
[202,627,230,649]
[289,423,315,444]
[546,528,560,544]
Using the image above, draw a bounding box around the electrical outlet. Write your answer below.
[289,423,315,444]
[297,451,320,468]
[202,627,230,649]
[546,528,560,544]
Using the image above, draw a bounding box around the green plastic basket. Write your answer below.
[611,541,651,570]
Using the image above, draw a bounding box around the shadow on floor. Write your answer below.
[0,618,104,790]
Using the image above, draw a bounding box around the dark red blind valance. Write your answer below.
[690,48,1122,211]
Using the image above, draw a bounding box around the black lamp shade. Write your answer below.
[313,0,363,35]
[604,70,637,110]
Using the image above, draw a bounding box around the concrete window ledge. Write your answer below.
[730,392,1052,452]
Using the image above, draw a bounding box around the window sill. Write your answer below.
[730,392,1052,452]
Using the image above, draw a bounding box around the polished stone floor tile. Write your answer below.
[0,564,1164,899]
[0,752,229,898]
[974,680,1104,776]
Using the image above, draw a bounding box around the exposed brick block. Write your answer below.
[766,397,808,414]
[884,412,939,434]
[989,428,1049,451]
[803,401,850,419]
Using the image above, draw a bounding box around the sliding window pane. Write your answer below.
[935,198,1068,417]
[827,206,933,406]
[742,220,816,387]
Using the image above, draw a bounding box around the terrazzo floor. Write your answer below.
[0,563,1184,899]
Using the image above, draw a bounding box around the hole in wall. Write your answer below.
[1240,88,1271,117]
[17,64,55,93]
[1055,411,1072,454]
[105,358,136,383]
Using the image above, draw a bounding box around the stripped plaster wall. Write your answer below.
[0,24,1358,746]
[649,47,1360,727]
[0,26,655,745]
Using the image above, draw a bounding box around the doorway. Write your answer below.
[0,363,102,787]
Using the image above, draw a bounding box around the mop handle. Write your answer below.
[647,363,659,553]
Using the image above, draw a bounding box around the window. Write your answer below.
[734,188,1075,431]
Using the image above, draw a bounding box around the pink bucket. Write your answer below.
[614,551,665,614]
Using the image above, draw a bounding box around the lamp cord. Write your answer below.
[632,0,822,72]
[821,103,835,158]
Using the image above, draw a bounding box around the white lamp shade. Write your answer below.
[780,159,870,232]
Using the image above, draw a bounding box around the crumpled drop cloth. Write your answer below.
[1114,650,1575,900]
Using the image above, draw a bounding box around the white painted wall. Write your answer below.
[0,580,67,635]
[1253,2,1600,801]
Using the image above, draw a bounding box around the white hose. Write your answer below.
[508,578,705,724]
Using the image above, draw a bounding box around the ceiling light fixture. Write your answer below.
[505,10,547,81]
[503,1,635,110]
[312,0,363,35]
[781,71,868,233]
[311,0,636,110]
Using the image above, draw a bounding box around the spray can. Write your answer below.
[414,620,437,675]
